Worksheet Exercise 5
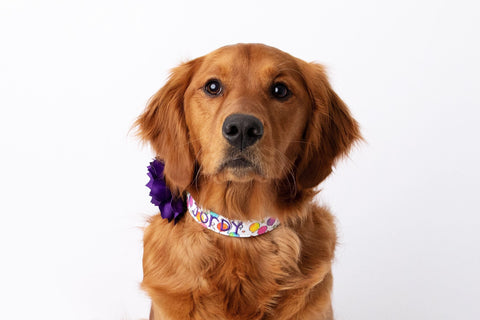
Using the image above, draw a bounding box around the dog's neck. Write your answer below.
[188,179,267,220]
[187,177,315,222]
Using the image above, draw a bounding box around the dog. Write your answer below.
[136,43,360,320]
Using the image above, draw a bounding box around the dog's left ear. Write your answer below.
[135,58,201,193]
[296,62,362,189]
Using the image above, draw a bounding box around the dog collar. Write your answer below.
[186,193,280,237]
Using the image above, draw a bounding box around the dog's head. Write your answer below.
[136,44,360,195]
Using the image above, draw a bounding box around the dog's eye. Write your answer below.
[204,79,222,96]
[271,83,290,100]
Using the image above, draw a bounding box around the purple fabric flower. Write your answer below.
[146,159,185,223]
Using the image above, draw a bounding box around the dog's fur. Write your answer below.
[136,44,360,320]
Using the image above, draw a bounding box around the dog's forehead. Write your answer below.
[196,44,302,80]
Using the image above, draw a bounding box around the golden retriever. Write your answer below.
[136,43,360,320]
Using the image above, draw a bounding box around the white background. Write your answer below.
[1,0,479,319]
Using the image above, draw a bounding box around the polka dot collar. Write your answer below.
[186,193,280,237]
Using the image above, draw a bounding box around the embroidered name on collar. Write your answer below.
[186,193,280,237]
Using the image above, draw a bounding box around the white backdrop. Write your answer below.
[1,0,479,319]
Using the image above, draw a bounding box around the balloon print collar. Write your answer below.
[186,193,280,238]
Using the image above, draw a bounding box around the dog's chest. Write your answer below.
[188,237,294,318]
[143,217,310,319]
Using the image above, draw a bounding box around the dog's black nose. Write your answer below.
[222,114,264,150]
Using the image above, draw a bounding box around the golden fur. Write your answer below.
[136,44,360,320]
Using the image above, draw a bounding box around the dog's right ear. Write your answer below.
[135,58,202,193]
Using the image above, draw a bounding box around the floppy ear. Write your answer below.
[296,63,361,189]
[135,59,201,193]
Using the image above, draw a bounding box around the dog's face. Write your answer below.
[137,44,360,193]
[184,45,312,183]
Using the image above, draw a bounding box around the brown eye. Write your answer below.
[204,79,222,96]
[271,83,290,100]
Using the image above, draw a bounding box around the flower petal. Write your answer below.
[150,180,171,200]
[146,159,185,223]
[149,160,165,178]
[160,202,174,221]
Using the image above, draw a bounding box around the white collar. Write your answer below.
[186,193,280,237]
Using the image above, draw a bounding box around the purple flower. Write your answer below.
[146,159,185,223]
